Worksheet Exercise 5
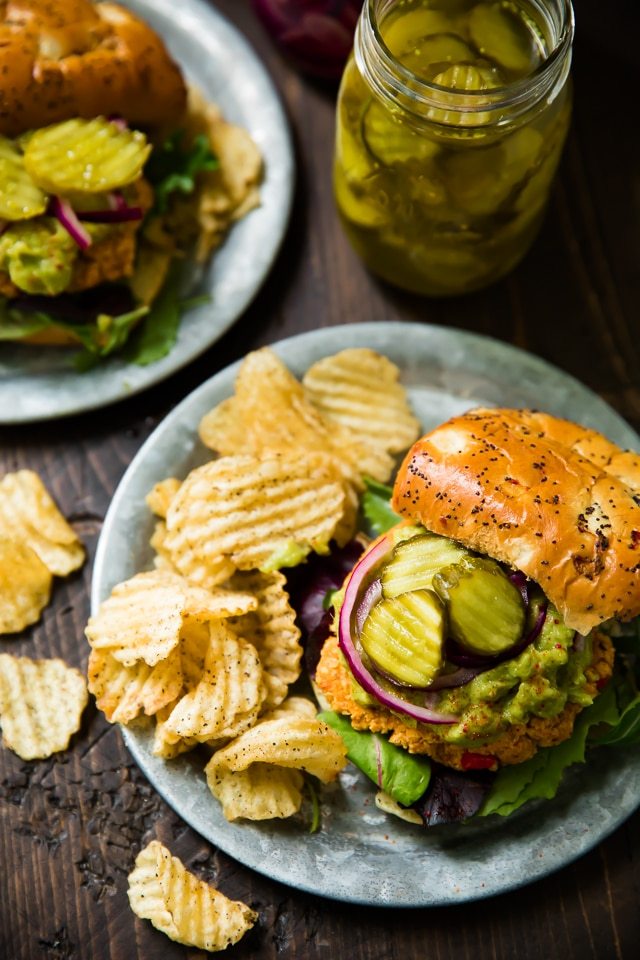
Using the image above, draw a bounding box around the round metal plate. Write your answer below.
[92,322,640,906]
[1,0,294,423]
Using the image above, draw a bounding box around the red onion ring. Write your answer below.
[49,196,92,250]
[355,578,382,636]
[509,570,529,606]
[77,206,143,223]
[338,537,457,725]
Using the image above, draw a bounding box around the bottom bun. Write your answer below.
[315,630,614,770]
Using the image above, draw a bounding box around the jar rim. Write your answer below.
[359,0,575,119]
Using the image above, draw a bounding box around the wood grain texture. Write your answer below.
[1,1,639,957]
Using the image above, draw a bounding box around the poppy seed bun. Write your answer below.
[392,408,640,636]
[0,1,187,136]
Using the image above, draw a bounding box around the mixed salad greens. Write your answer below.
[288,480,640,827]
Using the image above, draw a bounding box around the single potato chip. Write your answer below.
[0,538,52,635]
[198,396,245,456]
[146,478,182,519]
[206,762,304,821]
[152,704,199,759]
[302,348,420,455]
[0,654,88,759]
[229,570,302,711]
[164,453,345,583]
[85,570,257,667]
[87,646,183,724]
[162,624,265,743]
[0,470,84,576]
[127,840,257,952]
[207,714,348,784]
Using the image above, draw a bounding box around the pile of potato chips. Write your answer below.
[86,347,419,827]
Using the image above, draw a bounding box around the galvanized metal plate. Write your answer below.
[92,322,640,906]
[0,0,294,423]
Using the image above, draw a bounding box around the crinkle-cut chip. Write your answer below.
[0,654,88,760]
[302,348,420,455]
[87,647,183,724]
[146,478,182,519]
[211,121,263,207]
[206,760,304,821]
[208,714,348,783]
[164,453,345,579]
[198,397,245,455]
[229,570,302,711]
[0,539,52,635]
[150,521,176,571]
[152,704,199,759]
[262,696,318,721]
[162,624,265,743]
[127,840,257,952]
[332,482,359,548]
[0,470,84,576]
[85,570,257,667]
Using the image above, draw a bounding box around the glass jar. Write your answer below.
[333,0,574,296]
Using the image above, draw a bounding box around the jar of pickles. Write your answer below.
[334,0,574,296]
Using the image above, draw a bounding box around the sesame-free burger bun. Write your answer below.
[392,408,640,636]
[0,0,187,137]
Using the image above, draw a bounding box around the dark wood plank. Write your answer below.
[1,0,639,957]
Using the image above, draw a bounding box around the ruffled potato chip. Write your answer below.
[146,478,181,519]
[206,762,304,822]
[0,539,52,635]
[229,570,302,711]
[0,470,84,576]
[198,396,245,456]
[127,840,257,952]
[152,704,199,759]
[87,646,183,724]
[0,654,88,759]
[162,624,265,743]
[302,348,420,455]
[164,453,345,585]
[85,570,257,667]
[207,713,348,784]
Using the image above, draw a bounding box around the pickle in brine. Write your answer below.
[24,118,151,194]
[468,2,538,75]
[362,102,440,165]
[360,589,445,686]
[0,137,48,220]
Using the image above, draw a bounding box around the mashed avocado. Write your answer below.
[433,602,594,745]
[0,218,78,295]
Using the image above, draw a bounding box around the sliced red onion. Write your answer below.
[108,115,128,131]
[50,196,91,250]
[509,570,529,606]
[572,633,584,653]
[78,206,143,223]
[427,667,483,691]
[355,578,382,636]
[338,538,457,725]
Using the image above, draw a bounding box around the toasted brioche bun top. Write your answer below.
[0,1,187,136]
[392,408,640,636]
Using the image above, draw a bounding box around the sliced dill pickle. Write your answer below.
[334,165,389,228]
[362,102,439,165]
[433,557,525,655]
[24,118,151,194]
[381,534,469,599]
[382,10,453,56]
[0,137,47,220]
[468,3,536,75]
[360,589,445,686]
[428,64,501,127]
[400,33,475,79]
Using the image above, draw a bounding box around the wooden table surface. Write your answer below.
[2,1,639,957]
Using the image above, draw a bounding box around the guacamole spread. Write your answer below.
[0,219,78,295]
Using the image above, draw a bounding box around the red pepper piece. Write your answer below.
[461,751,497,771]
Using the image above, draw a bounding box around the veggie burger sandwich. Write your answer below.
[0,0,261,360]
[316,408,640,816]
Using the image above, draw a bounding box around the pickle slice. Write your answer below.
[0,137,48,220]
[433,557,525,655]
[362,102,439,165]
[399,33,475,79]
[428,65,501,127]
[468,2,537,75]
[382,10,453,56]
[360,590,445,687]
[381,534,469,599]
[24,119,151,194]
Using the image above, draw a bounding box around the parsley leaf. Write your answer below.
[360,478,399,537]
[145,131,218,215]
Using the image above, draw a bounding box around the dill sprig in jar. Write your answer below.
[334,0,574,296]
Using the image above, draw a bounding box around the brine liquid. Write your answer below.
[334,0,571,296]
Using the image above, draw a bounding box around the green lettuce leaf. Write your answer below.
[360,478,400,537]
[145,131,218,215]
[480,684,621,817]
[319,709,431,806]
